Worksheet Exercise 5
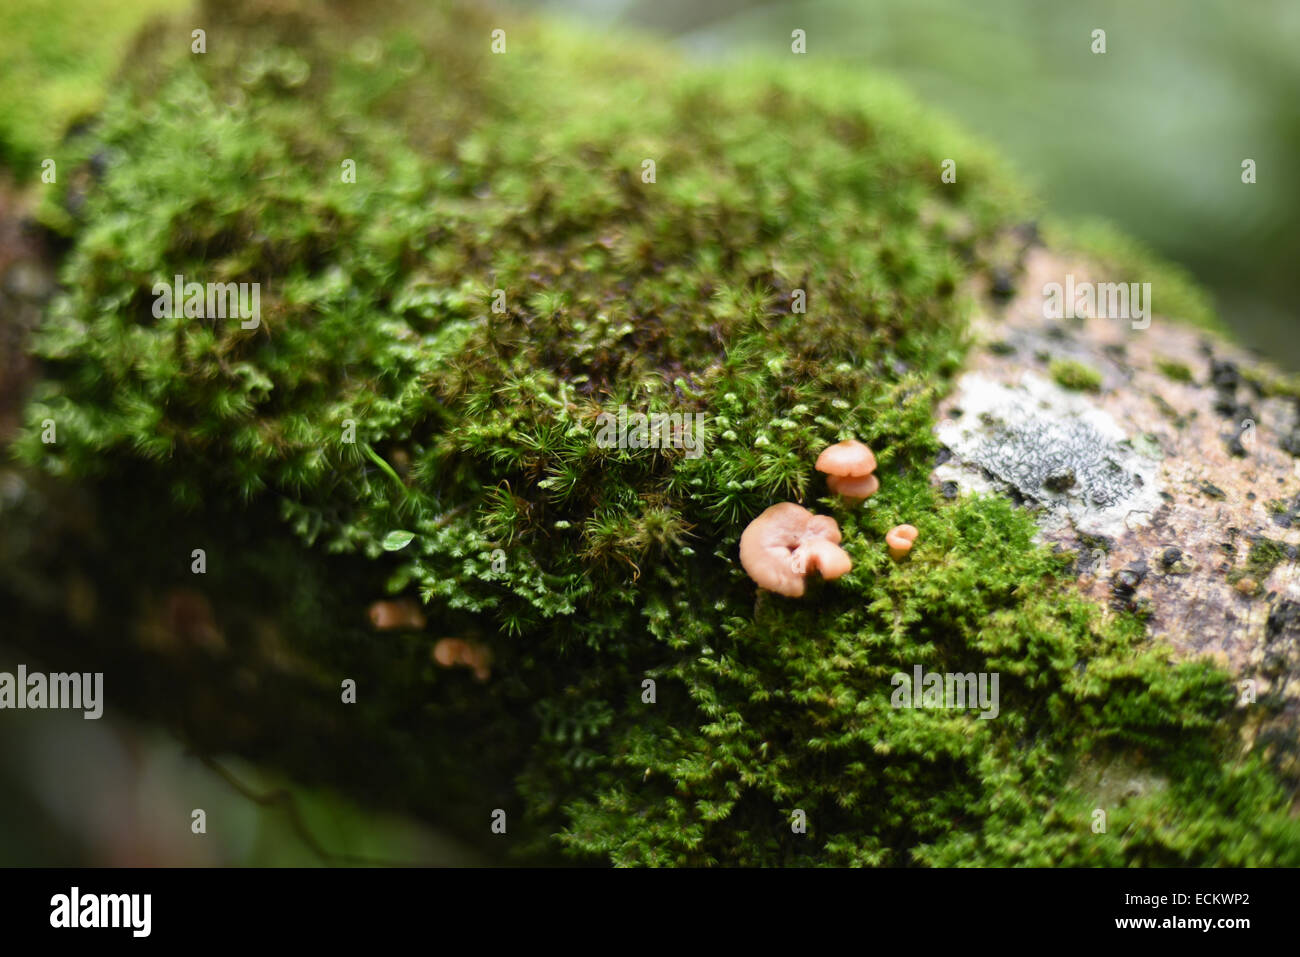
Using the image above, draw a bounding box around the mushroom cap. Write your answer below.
[739,502,851,597]
[467,644,493,682]
[885,524,919,560]
[815,440,877,477]
[433,637,469,667]
[434,638,492,679]
[369,598,426,631]
[369,601,402,630]
[806,538,852,580]
[827,472,879,501]
[806,513,842,544]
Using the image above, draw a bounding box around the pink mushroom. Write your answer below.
[739,502,853,597]
[885,524,919,561]
[816,439,880,502]
[368,598,427,630]
[433,638,492,681]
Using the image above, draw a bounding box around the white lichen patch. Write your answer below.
[936,371,1163,538]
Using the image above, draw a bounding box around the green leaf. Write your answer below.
[381,530,416,551]
[385,567,414,593]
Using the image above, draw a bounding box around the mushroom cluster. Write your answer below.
[739,437,920,596]
[815,439,879,502]
[739,502,852,598]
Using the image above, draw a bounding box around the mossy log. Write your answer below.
[2,0,1299,865]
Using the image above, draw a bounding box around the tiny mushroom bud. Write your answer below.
[885,524,919,561]
[465,643,492,682]
[816,439,879,502]
[739,502,852,597]
[433,637,468,667]
[433,637,492,681]
[369,598,427,630]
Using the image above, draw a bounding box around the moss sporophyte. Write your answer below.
[11,0,1300,864]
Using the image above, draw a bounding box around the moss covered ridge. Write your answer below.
[14,0,1300,864]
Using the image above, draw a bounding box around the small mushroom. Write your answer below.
[467,646,492,682]
[816,439,879,502]
[739,502,852,597]
[827,473,879,500]
[368,598,427,630]
[433,638,492,681]
[885,524,918,560]
[433,638,467,667]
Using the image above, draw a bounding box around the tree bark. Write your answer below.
[935,245,1300,775]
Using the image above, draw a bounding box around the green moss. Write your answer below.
[1155,358,1193,383]
[1240,364,1300,404]
[0,0,190,176]
[1227,537,1288,587]
[1049,358,1103,392]
[12,0,1299,865]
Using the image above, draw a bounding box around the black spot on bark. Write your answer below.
[1266,599,1300,643]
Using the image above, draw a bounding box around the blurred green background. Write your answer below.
[532,0,1300,368]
